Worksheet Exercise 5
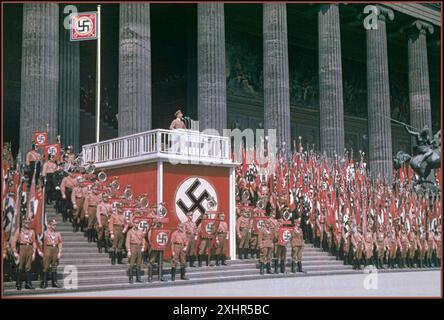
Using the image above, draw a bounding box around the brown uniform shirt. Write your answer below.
[291,226,304,247]
[171,230,188,246]
[258,228,274,248]
[60,176,76,197]
[12,228,37,252]
[217,221,229,238]
[83,192,101,214]
[185,219,197,236]
[169,118,186,130]
[109,213,126,233]
[96,202,113,223]
[42,161,57,176]
[26,150,41,166]
[125,228,146,249]
[44,229,63,251]
[71,186,85,205]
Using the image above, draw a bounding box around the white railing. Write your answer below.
[82,129,231,165]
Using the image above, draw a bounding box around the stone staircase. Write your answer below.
[3,205,438,296]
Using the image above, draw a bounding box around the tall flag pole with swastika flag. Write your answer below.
[70,5,101,142]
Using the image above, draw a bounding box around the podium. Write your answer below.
[82,129,238,259]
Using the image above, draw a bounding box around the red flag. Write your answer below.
[33,131,48,147]
[278,227,292,246]
[30,188,45,237]
[150,229,171,250]
[200,219,219,238]
[44,143,61,161]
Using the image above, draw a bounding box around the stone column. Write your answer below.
[366,5,394,184]
[118,3,151,136]
[197,3,227,134]
[263,4,291,151]
[406,20,434,140]
[19,4,59,155]
[318,4,345,159]
[58,6,80,152]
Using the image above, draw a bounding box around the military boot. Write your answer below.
[136,268,142,283]
[291,261,296,273]
[25,272,35,290]
[111,250,116,265]
[280,260,286,274]
[117,252,123,264]
[40,272,48,289]
[379,258,384,269]
[180,267,189,280]
[215,255,220,266]
[51,272,60,288]
[266,263,272,274]
[147,266,153,282]
[198,255,202,267]
[273,259,279,274]
[259,262,264,275]
[189,256,196,267]
[16,271,22,290]
[171,267,176,281]
[221,255,227,265]
[297,261,303,273]
[129,268,134,284]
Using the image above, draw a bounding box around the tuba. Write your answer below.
[109,177,120,191]
[85,163,96,175]
[137,195,149,208]
[97,171,107,182]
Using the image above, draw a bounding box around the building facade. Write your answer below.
[3,3,441,183]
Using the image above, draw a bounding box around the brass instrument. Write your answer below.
[97,171,107,182]
[123,185,133,200]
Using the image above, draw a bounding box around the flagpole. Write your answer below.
[96,5,101,143]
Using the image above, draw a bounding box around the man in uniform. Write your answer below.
[215,213,229,266]
[60,170,76,222]
[418,229,428,268]
[147,220,168,282]
[83,183,101,242]
[387,224,398,268]
[169,110,187,130]
[63,145,76,167]
[290,218,304,273]
[275,214,288,274]
[408,227,419,268]
[268,212,280,273]
[426,230,436,267]
[258,219,273,274]
[96,193,112,253]
[42,154,58,204]
[71,176,86,232]
[399,227,409,268]
[125,222,146,283]
[196,213,216,267]
[433,225,441,267]
[351,227,363,270]
[184,211,197,267]
[170,223,189,281]
[362,224,374,267]
[236,209,251,259]
[25,142,41,189]
[248,210,261,259]
[109,207,127,265]
[40,219,62,288]
[53,163,68,217]
[373,224,386,269]
[11,219,38,290]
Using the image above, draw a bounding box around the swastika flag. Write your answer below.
[70,12,98,41]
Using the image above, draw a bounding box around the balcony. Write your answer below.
[82,129,234,168]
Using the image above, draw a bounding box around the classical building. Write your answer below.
[3,3,441,183]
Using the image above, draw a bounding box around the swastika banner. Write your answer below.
[278,227,293,246]
[151,229,171,250]
[70,12,98,41]
[33,131,48,147]
[44,143,60,161]
[252,217,267,232]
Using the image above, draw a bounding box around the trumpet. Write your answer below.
[85,163,96,174]
[136,195,149,208]
[109,178,120,191]
[123,185,133,200]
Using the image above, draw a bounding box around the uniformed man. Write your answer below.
[408,227,419,268]
[60,170,76,222]
[268,212,280,273]
[184,211,197,267]
[96,193,112,253]
[290,218,304,273]
[63,145,76,167]
[373,224,386,269]
[236,209,251,259]
[40,219,62,288]
[83,183,101,242]
[169,110,187,130]
[71,176,86,232]
[196,213,216,267]
[258,219,273,274]
[433,225,441,267]
[11,219,38,290]
[387,225,398,268]
[362,224,374,267]
[215,213,229,266]
[170,223,189,281]
[147,221,167,282]
[418,229,428,268]
[53,163,68,217]
[42,154,58,204]
[109,207,127,265]
[275,215,288,274]
[399,228,409,268]
[351,227,363,270]
[426,230,436,267]
[248,210,260,260]
[25,143,41,189]
[125,222,146,283]
[342,222,351,265]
